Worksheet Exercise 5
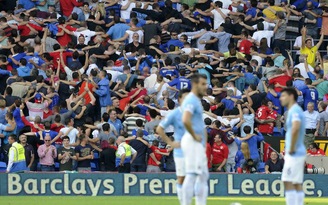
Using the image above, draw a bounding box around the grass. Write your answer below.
[0,196,327,205]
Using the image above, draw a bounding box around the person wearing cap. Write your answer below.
[115,136,137,173]
[25,92,52,120]
[6,134,27,173]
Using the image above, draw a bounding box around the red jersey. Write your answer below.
[17,23,43,36]
[49,51,73,72]
[57,25,77,47]
[129,88,147,103]
[78,81,94,105]
[21,116,45,132]
[256,105,271,134]
[60,0,83,17]
[211,142,229,165]
[239,39,252,54]
[269,75,292,92]
[308,149,326,156]
[148,146,168,166]
[267,109,277,133]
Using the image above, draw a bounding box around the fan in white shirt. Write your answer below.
[195,1,230,29]
[252,22,274,47]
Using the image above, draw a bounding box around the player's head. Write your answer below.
[280,88,298,107]
[178,89,189,104]
[190,73,207,97]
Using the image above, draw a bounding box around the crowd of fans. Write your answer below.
[0,0,328,173]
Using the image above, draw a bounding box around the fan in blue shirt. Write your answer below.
[301,79,319,110]
[168,70,191,91]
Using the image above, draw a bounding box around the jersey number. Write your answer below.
[180,82,189,89]
[310,91,316,100]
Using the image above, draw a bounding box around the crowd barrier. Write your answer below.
[0,173,326,197]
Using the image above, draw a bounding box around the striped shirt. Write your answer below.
[122,116,146,136]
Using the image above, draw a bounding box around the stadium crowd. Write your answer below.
[0,0,327,173]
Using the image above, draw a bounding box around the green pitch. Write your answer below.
[1,196,327,205]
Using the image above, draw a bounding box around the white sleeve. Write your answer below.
[131,147,137,155]
[230,118,240,128]
[64,66,73,80]
[6,149,15,172]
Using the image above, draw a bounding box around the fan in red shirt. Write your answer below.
[238,31,252,55]
[9,21,44,37]
[118,81,148,111]
[268,70,292,92]
[147,140,170,173]
[267,101,278,133]
[256,99,275,134]
[56,17,78,47]
[59,0,83,18]
[211,135,229,172]
[49,48,73,72]
[308,143,326,156]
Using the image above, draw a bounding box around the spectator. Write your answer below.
[115,136,137,173]
[19,134,34,171]
[94,70,112,116]
[129,129,150,172]
[304,102,320,148]
[75,135,93,172]
[211,134,229,172]
[307,143,326,156]
[318,102,328,137]
[57,136,77,171]
[147,139,170,173]
[265,151,284,174]
[108,109,123,135]
[37,135,57,172]
[100,138,117,172]
[6,134,27,173]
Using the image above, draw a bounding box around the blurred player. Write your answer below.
[279,88,306,205]
[181,74,208,205]
[156,89,190,205]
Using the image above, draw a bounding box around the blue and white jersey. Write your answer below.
[159,108,185,158]
[168,77,191,91]
[285,104,306,156]
[301,87,319,110]
[181,92,206,146]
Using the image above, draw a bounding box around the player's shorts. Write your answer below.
[181,132,208,175]
[174,157,185,177]
[281,154,306,184]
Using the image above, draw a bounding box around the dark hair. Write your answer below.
[20,58,27,66]
[243,126,251,134]
[305,78,312,85]
[62,136,70,141]
[167,98,175,109]
[133,106,141,114]
[136,119,144,127]
[281,88,298,102]
[204,117,212,126]
[190,73,207,84]
[149,109,158,119]
[102,123,110,132]
[6,87,13,96]
[64,117,72,125]
[214,120,222,128]
[9,134,17,141]
[102,113,110,122]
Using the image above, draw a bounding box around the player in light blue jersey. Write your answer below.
[181,74,208,205]
[280,87,306,205]
[156,89,189,205]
